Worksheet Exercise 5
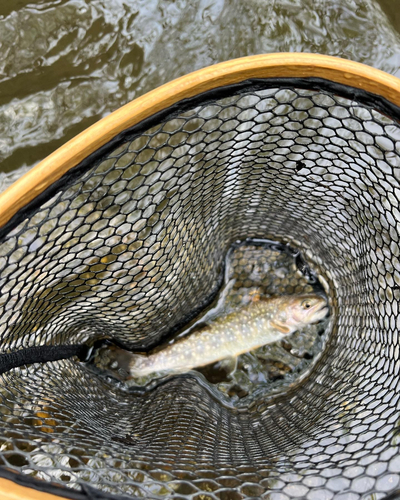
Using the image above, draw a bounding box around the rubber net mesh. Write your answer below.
[0,80,400,500]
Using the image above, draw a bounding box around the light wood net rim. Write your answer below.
[0,478,70,500]
[1,53,400,231]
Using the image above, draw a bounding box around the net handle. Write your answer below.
[0,52,399,228]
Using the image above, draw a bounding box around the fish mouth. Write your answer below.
[309,303,329,323]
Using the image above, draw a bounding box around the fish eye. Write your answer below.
[302,300,311,309]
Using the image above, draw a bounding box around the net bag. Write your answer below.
[0,54,400,500]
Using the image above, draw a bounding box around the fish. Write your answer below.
[124,294,328,378]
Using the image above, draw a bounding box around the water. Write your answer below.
[1,0,400,190]
[91,239,331,408]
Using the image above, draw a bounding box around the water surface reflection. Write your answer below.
[0,0,400,188]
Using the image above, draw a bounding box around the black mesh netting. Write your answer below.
[0,78,400,500]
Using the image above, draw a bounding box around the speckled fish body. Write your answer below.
[128,294,328,377]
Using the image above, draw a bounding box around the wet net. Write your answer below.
[0,76,400,500]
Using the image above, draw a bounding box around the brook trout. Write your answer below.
[125,294,328,378]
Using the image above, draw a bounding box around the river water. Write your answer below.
[0,0,400,190]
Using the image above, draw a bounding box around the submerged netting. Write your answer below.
[0,74,400,499]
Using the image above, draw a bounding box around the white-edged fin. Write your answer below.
[270,320,291,334]
[214,356,237,374]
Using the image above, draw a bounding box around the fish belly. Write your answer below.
[131,316,277,376]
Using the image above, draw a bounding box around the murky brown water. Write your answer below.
[0,0,400,191]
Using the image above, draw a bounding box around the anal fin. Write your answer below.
[195,356,237,383]
[214,356,237,374]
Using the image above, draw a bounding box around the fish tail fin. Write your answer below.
[95,345,148,378]
[114,349,148,378]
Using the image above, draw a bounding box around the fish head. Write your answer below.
[273,294,329,333]
[285,294,329,329]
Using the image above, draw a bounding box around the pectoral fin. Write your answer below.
[270,320,291,334]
